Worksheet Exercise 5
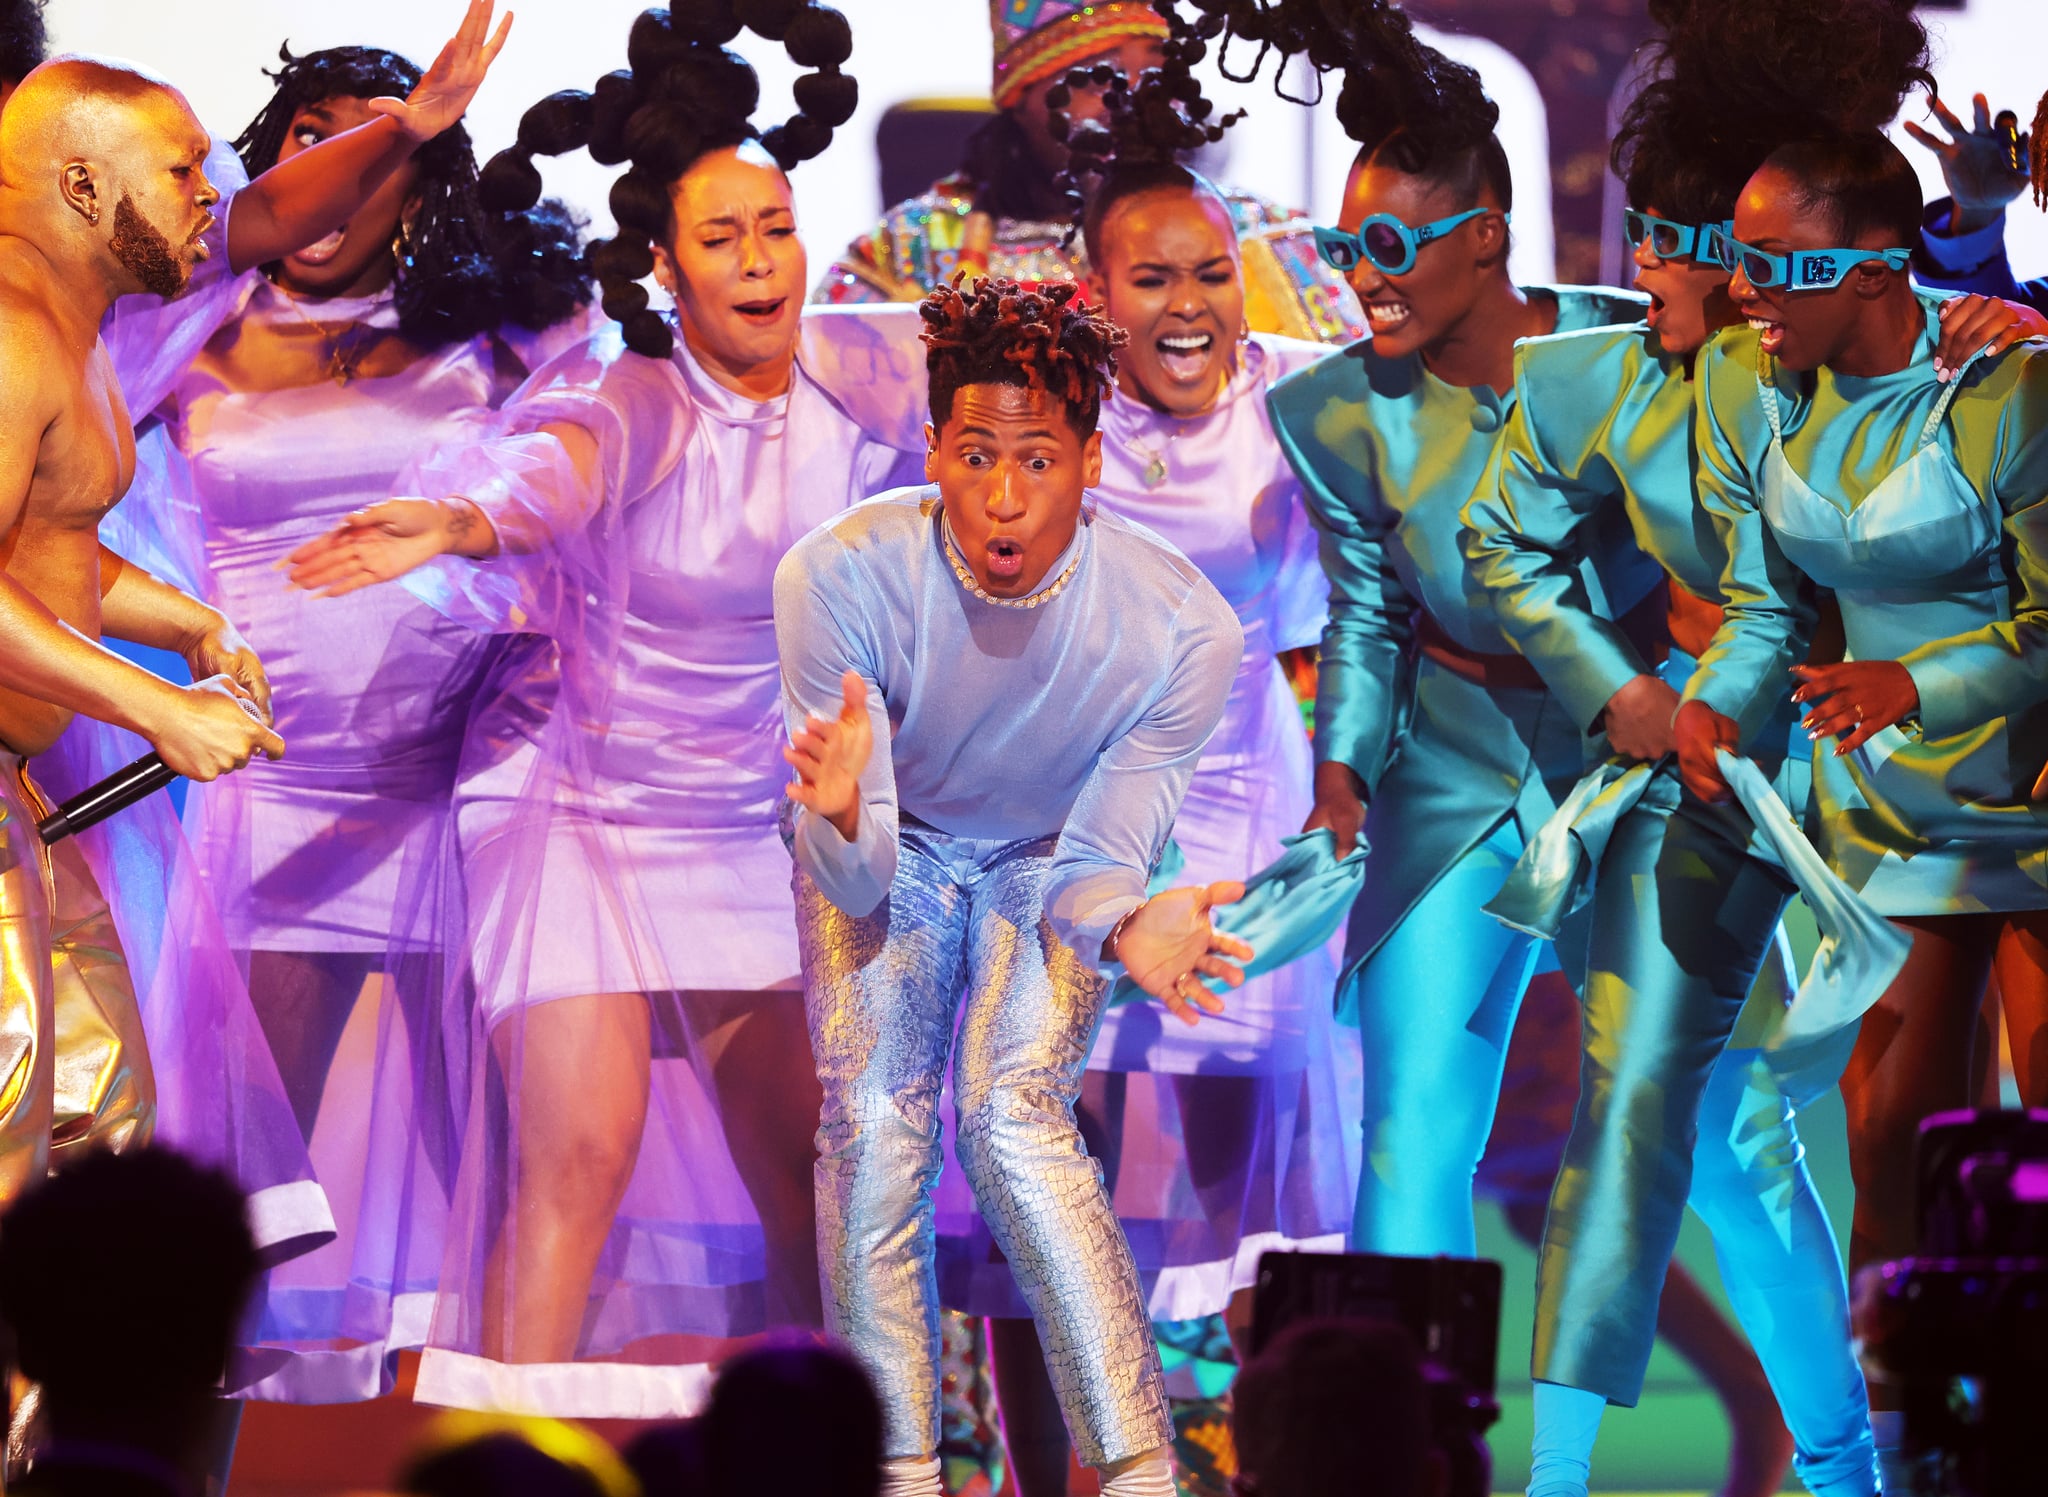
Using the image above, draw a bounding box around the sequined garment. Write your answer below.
[777,489,1242,1464]
[799,838,1171,1466]
[811,176,1365,347]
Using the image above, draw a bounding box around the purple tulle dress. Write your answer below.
[933,336,1361,1322]
[136,272,596,1402]
[397,312,924,1416]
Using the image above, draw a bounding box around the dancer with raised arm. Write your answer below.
[777,275,1247,1497]
[143,41,591,1405]
[285,3,923,1417]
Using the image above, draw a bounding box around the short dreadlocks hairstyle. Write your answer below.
[1613,0,1932,231]
[1157,0,1510,208]
[1049,25,1244,263]
[0,0,46,88]
[920,277,1125,439]
[477,2,859,360]
[235,44,591,347]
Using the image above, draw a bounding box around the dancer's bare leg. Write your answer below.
[480,991,651,1364]
[1991,912,2048,1107]
[684,988,824,1325]
[245,951,377,1140]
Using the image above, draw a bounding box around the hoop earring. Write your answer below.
[392,221,413,273]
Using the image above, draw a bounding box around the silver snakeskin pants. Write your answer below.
[796,825,1172,1466]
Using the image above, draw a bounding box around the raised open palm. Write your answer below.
[369,0,515,143]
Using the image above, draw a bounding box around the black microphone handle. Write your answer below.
[35,753,181,846]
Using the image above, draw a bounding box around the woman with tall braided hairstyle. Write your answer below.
[131,42,594,1404]
[933,50,1354,1491]
[284,3,930,1415]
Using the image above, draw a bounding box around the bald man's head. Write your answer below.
[0,54,216,298]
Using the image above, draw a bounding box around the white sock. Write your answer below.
[1528,1381,1605,1497]
[879,1456,943,1497]
[1098,1449,1176,1497]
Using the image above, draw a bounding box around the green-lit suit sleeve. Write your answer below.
[1271,392,1413,793]
[1902,353,2048,737]
[1680,338,1816,746]
[1462,337,1653,733]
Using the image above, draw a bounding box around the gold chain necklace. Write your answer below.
[942,524,1083,610]
[269,280,378,386]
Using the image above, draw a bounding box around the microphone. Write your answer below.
[36,753,181,846]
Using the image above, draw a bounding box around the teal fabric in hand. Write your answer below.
[1714,749,1911,1050]
[1110,829,1367,1006]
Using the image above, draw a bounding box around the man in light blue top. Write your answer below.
[774,277,1250,1497]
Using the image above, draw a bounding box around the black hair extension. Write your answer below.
[0,0,45,87]
[1613,0,1932,228]
[477,3,858,359]
[1154,0,1511,207]
[1047,25,1244,260]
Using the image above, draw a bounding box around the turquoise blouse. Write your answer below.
[1686,295,2048,914]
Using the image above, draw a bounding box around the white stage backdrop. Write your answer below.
[49,1,2048,294]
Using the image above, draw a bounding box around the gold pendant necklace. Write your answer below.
[270,281,375,385]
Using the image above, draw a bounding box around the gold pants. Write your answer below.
[0,754,153,1204]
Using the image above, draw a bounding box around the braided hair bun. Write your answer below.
[1047,24,1244,258]
[1614,0,1932,229]
[1155,0,1508,203]
[479,3,858,358]
[921,277,1126,439]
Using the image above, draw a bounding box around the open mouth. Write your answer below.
[1748,315,1786,356]
[1642,290,1666,327]
[1364,301,1412,335]
[1155,331,1215,383]
[291,226,348,266]
[734,297,787,326]
[986,535,1026,583]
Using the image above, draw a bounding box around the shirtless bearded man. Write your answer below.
[0,56,284,1200]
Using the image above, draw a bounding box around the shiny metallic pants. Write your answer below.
[797,828,1172,1466]
[1535,789,1874,1493]
[0,756,153,1205]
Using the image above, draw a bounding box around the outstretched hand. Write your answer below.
[1903,93,2030,231]
[1113,882,1254,1027]
[285,498,485,598]
[370,0,514,143]
[785,670,874,843]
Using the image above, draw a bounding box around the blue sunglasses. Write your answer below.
[1312,207,1508,277]
[1708,233,1913,290]
[1622,209,1732,263]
